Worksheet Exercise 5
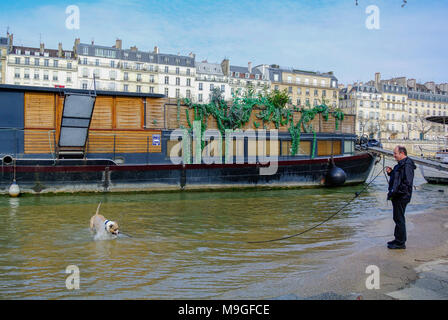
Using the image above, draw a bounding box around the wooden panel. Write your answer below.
[166,104,194,129]
[24,92,55,129]
[24,129,56,154]
[341,115,355,134]
[317,140,342,156]
[90,96,113,129]
[115,97,143,129]
[146,98,165,129]
[321,116,337,133]
[87,130,162,154]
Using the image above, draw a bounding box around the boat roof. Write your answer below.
[425,116,448,124]
[0,84,165,99]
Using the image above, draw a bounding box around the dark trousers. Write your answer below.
[392,199,409,245]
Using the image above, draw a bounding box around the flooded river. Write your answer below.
[1,162,447,299]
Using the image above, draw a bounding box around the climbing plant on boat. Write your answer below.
[179,88,344,157]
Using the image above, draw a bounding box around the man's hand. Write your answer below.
[386,166,392,174]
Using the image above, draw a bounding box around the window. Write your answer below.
[67,62,72,69]
[53,60,58,67]
[210,84,214,91]
[198,93,203,102]
[34,71,39,80]
[109,70,116,80]
[44,59,49,67]
[165,76,169,84]
[123,84,129,92]
[165,66,169,73]
[137,74,142,82]
[221,85,225,92]
[53,72,58,81]
[110,61,115,68]
[176,67,180,74]
[136,85,141,93]
[186,69,190,76]
[25,57,30,65]
[186,78,191,87]
[186,89,191,98]
[288,86,292,93]
[176,88,180,98]
[34,58,39,66]
[95,59,99,66]
[43,70,49,80]
[176,77,180,85]
[297,87,301,95]
[199,83,203,91]
[317,140,342,156]
[149,87,154,93]
[281,140,311,156]
[14,68,20,78]
[15,57,20,64]
[24,69,30,79]
[164,88,169,96]
[150,75,154,83]
[82,82,88,89]
[273,74,279,82]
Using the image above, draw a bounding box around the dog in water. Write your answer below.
[90,202,119,240]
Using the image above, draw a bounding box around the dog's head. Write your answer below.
[105,220,119,236]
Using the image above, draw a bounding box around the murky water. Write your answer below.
[0,162,447,299]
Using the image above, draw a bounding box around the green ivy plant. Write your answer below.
[179,88,344,157]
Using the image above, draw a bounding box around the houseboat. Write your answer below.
[0,84,376,194]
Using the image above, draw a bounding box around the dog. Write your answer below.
[90,202,119,239]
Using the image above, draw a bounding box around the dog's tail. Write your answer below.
[95,202,102,215]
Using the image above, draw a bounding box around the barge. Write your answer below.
[0,84,375,194]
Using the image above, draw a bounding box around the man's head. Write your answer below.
[393,145,407,162]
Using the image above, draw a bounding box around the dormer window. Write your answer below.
[235,72,240,77]
[16,49,21,55]
[44,52,49,57]
[25,51,30,55]
[245,73,249,78]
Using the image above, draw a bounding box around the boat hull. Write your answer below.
[0,153,376,194]
[420,165,448,185]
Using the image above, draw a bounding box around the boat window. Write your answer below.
[167,140,182,158]
[281,140,311,156]
[344,140,354,154]
[317,140,342,156]
[248,139,279,157]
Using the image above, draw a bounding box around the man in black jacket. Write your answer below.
[385,146,416,249]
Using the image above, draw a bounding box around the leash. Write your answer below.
[247,166,385,244]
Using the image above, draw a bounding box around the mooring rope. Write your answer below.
[247,166,385,244]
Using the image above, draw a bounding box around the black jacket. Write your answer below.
[387,157,416,202]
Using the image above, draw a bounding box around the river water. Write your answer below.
[0,161,447,299]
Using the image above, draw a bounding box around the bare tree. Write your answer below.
[415,113,434,140]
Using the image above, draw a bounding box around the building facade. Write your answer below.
[340,73,448,140]
[195,61,231,103]
[75,39,196,98]
[223,60,270,98]
[266,65,339,108]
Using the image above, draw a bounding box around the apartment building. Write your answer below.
[195,61,231,103]
[266,65,339,108]
[75,39,195,98]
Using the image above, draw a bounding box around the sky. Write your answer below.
[0,0,447,85]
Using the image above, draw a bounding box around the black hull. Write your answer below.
[0,153,376,194]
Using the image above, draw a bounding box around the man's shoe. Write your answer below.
[387,243,406,249]
[387,240,398,245]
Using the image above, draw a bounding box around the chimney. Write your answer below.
[73,38,80,56]
[130,45,138,52]
[58,42,63,57]
[154,46,159,54]
[424,81,435,93]
[248,61,252,73]
[114,39,122,49]
[189,52,195,59]
[8,33,13,51]
[221,58,230,76]
[407,78,416,90]
[374,72,381,90]
[40,42,45,55]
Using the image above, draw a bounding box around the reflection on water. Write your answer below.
[0,162,447,299]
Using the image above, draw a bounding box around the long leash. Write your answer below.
[247,166,385,244]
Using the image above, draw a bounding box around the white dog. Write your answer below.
[90,202,119,240]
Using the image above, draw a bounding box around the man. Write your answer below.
[385,146,416,249]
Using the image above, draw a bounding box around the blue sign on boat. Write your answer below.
[152,134,160,146]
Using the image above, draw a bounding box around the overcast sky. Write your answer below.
[1,0,446,85]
